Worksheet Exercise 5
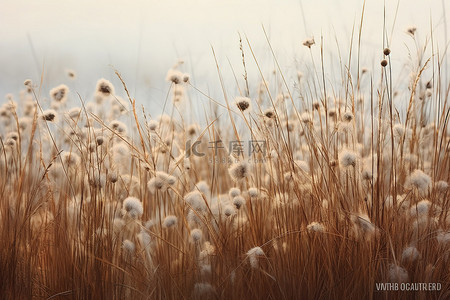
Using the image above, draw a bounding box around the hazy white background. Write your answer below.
[0,0,448,113]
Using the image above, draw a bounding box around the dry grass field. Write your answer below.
[0,12,449,300]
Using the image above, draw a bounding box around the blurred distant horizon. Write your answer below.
[0,0,448,116]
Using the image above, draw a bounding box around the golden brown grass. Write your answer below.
[0,19,449,300]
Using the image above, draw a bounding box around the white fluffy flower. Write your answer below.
[405,169,431,196]
[233,196,245,209]
[352,214,376,236]
[342,111,354,122]
[435,181,449,193]
[247,246,265,269]
[122,239,135,253]
[195,181,210,196]
[339,149,358,168]
[300,112,312,124]
[163,215,178,228]
[109,120,128,135]
[307,222,325,233]
[199,242,215,261]
[234,96,251,112]
[228,161,250,181]
[190,228,203,243]
[147,171,177,193]
[184,191,206,211]
[302,37,315,48]
[95,78,115,96]
[436,229,450,245]
[166,69,183,84]
[42,109,57,122]
[148,120,159,131]
[229,187,241,198]
[137,230,152,251]
[50,84,69,103]
[248,187,259,198]
[401,246,420,262]
[223,205,236,217]
[388,264,409,283]
[410,200,431,218]
[122,197,144,218]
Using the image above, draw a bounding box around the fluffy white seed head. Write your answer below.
[383,195,395,209]
[67,107,82,119]
[112,142,129,157]
[137,230,152,250]
[401,246,420,263]
[200,264,212,277]
[166,69,183,84]
[199,241,215,261]
[248,187,259,198]
[66,69,76,79]
[342,111,354,122]
[339,149,358,168]
[361,162,376,181]
[182,73,190,83]
[61,152,81,167]
[406,26,417,35]
[406,169,431,196]
[112,96,129,115]
[307,222,325,233]
[328,108,337,119]
[300,112,312,124]
[108,171,119,183]
[163,215,178,228]
[147,171,176,193]
[166,175,177,185]
[42,109,57,122]
[50,84,69,103]
[6,131,19,142]
[303,37,315,48]
[190,228,203,243]
[122,239,135,253]
[229,187,241,198]
[113,218,125,233]
[186,124,199,136]
[123,197,144,219]
[195,181,210,196]
[96,135,104,146]
[234,97,251,112]
[353,214,376,236]
[436,229,450,245]
[223,205,236,217]
[228,161,250,181]
[410,200,431,218]
[435,181,448,193]
[247,246,265,269]
[109,120,128,135]
[388,264,409,283]
[263,108,276,119]
[233,196,245,209]
[95,78,115,97]
[148,120,159,131]
[184,191,206,211]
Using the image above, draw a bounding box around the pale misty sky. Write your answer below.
[0,0,448,114]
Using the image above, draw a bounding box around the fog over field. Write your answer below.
[0,0,447,111]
